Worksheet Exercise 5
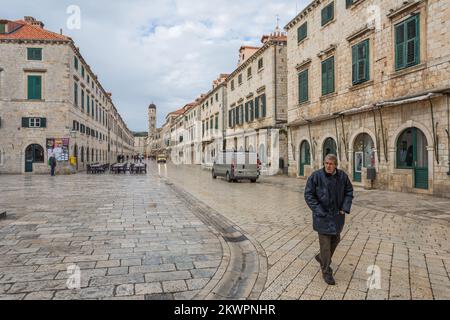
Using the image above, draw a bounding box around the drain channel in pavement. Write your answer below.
[166,181,267,300]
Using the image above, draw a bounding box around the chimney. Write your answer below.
[24,16,44,29]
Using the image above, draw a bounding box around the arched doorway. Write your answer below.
[25,144,44,173]
[397,127,429,189]
[323,138,337,161]
[299,140,311,176]
[353,133,375,182]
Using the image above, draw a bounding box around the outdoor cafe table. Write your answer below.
[133,163,145,173]
[112,163,126,174]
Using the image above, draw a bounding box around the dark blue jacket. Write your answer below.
[304,168,354,235]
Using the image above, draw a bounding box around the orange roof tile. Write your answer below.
[0,19,70,41]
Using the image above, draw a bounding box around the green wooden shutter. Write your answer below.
[28,76,42,100]
[299,69,308,103]
[395,22,406,70]
[406,15,420,66]
[322,60,328,95]
[41,118,46,128]
[27,48,42,61]
[261,95,266,117]
[254,97,260,119]
[329,57,335,93]
[298,22,307,42]
[352,45,358,84]
[346,0,353,8]
[22,117,29,128]
[245,103,249,122]
[250,101,254,121]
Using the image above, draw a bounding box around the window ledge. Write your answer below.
[389,63,426,80]
[297,100,311,107]
[348,0,367,10]
[297,37,308,46]
[258,68,264,73]
[349,80,374,91]
[321,18,336,30]
[320,92,337,101]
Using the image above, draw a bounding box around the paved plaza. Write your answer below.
[0,162,449,300]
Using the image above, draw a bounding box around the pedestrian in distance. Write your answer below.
[49,154,57,177]
[304,154,354,285]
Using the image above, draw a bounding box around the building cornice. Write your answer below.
[284,0,322,31]
[227,39,286,82]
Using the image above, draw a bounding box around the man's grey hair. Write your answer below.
[324,154,339,166]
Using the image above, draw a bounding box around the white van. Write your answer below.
[212,151,259,183]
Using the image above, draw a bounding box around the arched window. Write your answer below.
[353,133,375,182]
[25,144,44,163]
[299,140,311,176]
[397,128,428,169]
[323,138,337,161]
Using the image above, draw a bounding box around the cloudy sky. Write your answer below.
[2,0,309,131]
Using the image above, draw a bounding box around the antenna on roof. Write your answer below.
[60,28,63,35]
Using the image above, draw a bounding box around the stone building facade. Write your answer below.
[200,75,227,167]
[0,17,134,174]
[225,29,289,175]
[183,100,202,165]
[285,0,450,197]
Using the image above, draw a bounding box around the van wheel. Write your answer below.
[226,172,232,183]
[212,170,217,179]
[251,179,257,183]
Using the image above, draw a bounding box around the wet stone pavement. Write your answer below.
[0,161,449,300]
[0,171,222,300]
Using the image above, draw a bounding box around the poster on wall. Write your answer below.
[46,138,70,162]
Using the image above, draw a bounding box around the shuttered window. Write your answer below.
[27,48,42,61]
[74,56,79,70]
[395,14,420,71]
[27,75,42,100]
[298,69,309,103]
[321,2,334,26]
[81,90,85,111]
[261,94,267,118]
[245,103,249,122]
[352,39,370,85]
[346,0,353,8]
[73,82,78,106]
[321,57,335,96]
[22,117,46,128]
[297,22,308,43]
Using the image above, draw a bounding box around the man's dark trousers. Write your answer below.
[318,234,341,275]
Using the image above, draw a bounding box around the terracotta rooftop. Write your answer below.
[0,18,70,41]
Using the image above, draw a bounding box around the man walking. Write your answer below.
[304,154,354,285]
